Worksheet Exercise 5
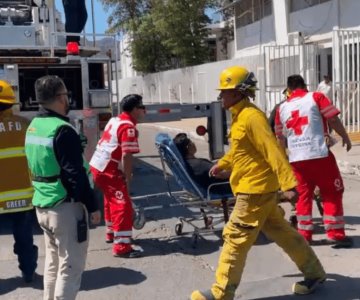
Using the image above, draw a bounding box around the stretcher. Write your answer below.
[132,132,234,248]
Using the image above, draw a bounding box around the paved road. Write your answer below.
[0,126,360,300]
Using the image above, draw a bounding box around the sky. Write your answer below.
[54,1,219,36]
[55,0,110,34]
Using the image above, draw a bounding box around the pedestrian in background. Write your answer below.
[0,80,38,283]
[25,75,101,300]
[191,66,326,300]
[275,74,353,248]
[90,94,146,258]
[317,75,332,101]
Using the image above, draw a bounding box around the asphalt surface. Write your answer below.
[0,125,360,300]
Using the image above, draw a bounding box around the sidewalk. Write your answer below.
[140,118,360,178]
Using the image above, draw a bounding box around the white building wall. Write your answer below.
[117,55,264,108]
[289,1,336,39]
[339,0,360,29]
[234,15,275,56]
[119,36,137,79]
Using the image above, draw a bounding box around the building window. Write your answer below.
[290,0,331,13]
[235,0,272,28]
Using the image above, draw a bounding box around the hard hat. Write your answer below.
[0,80,16,105]
[218,66,257,92]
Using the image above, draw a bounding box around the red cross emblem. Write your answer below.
[99,124,113,145]
[286,110,308,135]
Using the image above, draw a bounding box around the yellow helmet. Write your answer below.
[218,66,257,92]
[0,80,16,105]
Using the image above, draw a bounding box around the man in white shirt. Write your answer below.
[317,75,332,101]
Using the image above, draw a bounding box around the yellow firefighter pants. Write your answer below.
[211,192,325,300]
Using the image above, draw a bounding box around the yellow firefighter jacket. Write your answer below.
[217,99,297,195]
[0,109,33,213]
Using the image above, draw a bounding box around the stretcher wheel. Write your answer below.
[133,207,146,230]
[191,232,199,248]
[175,222,183,236]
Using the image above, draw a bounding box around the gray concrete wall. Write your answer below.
[115,55,264,107]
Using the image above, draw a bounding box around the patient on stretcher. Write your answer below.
[173,133,232,195]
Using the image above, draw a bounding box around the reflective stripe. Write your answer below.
[121,142,138,146]
[114,237,131,244]
[114,230,132,237]
[323,215,344,222]
[25,135,53,148]
[324,223,344,230]
[297,215,312,221]
[0,188,33,201]
[0,147,25,159]
[297,224,314,231]
[320,105,334,114]
[323,110,338,118]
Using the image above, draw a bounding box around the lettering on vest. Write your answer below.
[5,199,28,210]
[286,110,308,135]
[0,121,22,132]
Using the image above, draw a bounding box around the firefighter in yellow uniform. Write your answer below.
[190,66,326,300]
[0,80,38,283]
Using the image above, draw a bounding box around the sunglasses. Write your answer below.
[136,105,146,110]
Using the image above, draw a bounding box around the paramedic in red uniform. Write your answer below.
[90,94,145,257]
[275,74,353,248]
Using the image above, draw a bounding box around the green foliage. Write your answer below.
[100,0,220,73]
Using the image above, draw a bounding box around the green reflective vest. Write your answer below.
[25,117,72,208]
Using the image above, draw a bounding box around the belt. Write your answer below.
[32,175,60,183]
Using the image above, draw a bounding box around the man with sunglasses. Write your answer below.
[90,94,146,258]
[25,75,101,299]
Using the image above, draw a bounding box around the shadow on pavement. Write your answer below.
[247,273,360,300]
[0,273,43,296]
[135,235,223,257]
[134,230,273,257]
[81,267,146,290]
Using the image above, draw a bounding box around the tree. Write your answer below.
[100,0,220,73]
[130,14,172,73]
[100,0,151,33]
[152,0,216,68]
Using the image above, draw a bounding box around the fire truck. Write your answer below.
[0,0,118,160]
[0,0,226,162]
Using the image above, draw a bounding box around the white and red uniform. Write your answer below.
[275,89,345,241]
[90,112,139,255]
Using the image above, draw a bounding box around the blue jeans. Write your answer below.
[10,210,38,276]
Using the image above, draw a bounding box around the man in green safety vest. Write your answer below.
[25,75,101,300]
